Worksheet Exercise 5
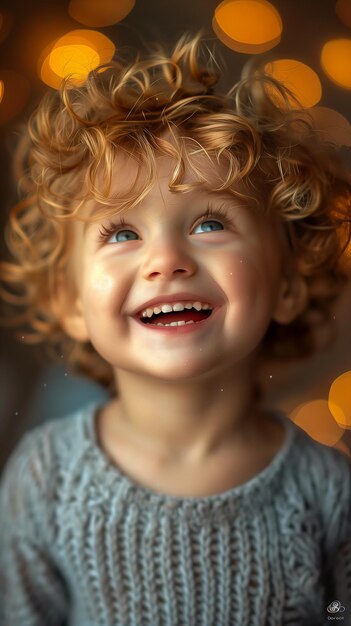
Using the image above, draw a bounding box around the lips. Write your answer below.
[143,308,211,326]
[132,293,218,327]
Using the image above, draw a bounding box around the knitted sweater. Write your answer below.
[0,403,350,626]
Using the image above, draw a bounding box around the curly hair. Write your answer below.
[1,33,350,393]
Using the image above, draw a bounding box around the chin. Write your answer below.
[145,358,220,382]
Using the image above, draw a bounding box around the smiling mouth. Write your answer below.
[138,302,213,327]
[141,310,212,326]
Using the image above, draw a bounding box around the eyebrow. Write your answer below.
[82,205,125,233]
[204,190,252,212]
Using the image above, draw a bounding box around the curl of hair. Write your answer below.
[1,33,351,392]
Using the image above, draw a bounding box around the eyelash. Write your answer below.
[98,218,129,243]
[194,205,232,230]
[97,205,233,243]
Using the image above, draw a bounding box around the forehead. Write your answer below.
[107,146,227,196]
[82,136,249,220]
[75,143,276,246]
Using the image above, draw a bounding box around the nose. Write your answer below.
[141,237,197,281]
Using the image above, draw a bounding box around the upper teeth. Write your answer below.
[141,301,212,318]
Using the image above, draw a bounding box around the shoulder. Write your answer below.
[0,403,98,525]
[288,422,351,487]
[286,421,351,546]
[3,402,95,472]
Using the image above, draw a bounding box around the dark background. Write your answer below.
[0,0,350,468]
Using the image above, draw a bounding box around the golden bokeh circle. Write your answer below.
[39,29,115,89]
[264,59,322,107]
[328,371,351,428]
[290,399,344,446]
[49,44,100,81]
[213,0,282,54]
[321,39,351,90]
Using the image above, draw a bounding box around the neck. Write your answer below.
[109,363,261,464]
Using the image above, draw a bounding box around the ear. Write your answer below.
[272,273,308,325]
[52,273,90,342]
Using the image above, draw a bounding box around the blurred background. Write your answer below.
[0,0,350,470]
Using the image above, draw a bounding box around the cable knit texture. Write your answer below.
[0,403,350,626]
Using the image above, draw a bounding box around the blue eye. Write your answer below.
[110,230,139,243]
[193,220,224,234]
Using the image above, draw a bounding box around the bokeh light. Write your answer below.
[0,70,30,126]
[321,39,351,89]
[336,0,351,29]
[328,371,351,429]
[290,399,344,446]
[68,0,135,27]
[306,107,351,147]
[212,0,282,54]
[49,44,100,82]
[264,59,322,107]
[40,29,115,89]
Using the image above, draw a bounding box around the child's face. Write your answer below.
[64,150,295,382]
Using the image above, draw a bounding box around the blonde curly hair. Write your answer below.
[1,33,350,393]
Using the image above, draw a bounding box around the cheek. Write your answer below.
[92,272,114,292]
[79,264,125,359]
[81,264,119,315]
[215,253,265,299]
[216,252,278,318]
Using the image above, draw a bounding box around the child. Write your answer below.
[0,34,351,626]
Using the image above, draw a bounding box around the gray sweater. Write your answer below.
[0,403,350,626]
